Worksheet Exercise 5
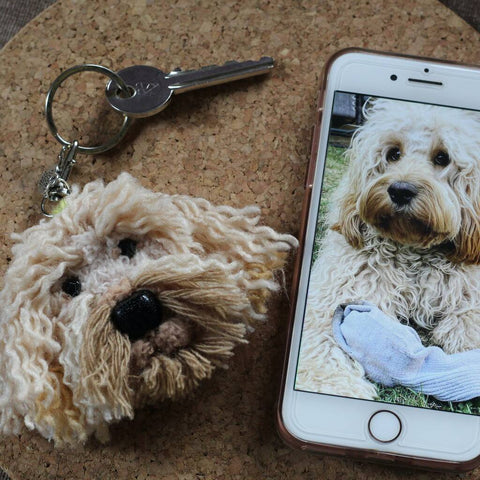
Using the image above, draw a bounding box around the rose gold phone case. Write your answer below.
[276,47,480,472]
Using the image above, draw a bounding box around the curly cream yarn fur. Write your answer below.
[0,173,297,445]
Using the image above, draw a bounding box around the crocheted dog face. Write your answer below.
[0,173,296,444]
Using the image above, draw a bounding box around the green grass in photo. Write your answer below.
[377,385,480,415]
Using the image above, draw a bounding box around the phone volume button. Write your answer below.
[305,105,323,189]
[305,125,319,189]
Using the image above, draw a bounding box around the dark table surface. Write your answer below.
[1,0,480,49]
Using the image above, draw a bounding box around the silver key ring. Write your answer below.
[45,64,133,154]
[40,58,274,216]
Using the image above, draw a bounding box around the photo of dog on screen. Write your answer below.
[296,94,480,413]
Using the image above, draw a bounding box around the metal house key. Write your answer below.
[105,57,274,118]
[41,57,274,215]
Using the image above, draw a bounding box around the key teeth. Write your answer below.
[169,57,273,76]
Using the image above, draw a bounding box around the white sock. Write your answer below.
[332,302,480,402]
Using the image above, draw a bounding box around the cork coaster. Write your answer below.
[0,0,478,478]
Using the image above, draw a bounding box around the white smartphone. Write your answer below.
[277,48,480,471]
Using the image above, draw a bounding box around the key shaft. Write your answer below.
[165,57,274,94]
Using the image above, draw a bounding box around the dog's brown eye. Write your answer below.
[433,150,450,167]
[119,238,137,258]
[62,276,82,297]
[386,147,401,162]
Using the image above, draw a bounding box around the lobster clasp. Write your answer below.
[39,140,79,217]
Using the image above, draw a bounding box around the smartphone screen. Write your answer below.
[295,91,480,417]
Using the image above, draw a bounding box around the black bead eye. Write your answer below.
[118,238,137,258]
[386,147,401,162]
[433,150,450,167]
[62,276,82,297]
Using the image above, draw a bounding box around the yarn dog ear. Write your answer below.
[0,173,297,445]
[166,192,296,318]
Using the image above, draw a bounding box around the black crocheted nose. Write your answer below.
[110,289,163,341]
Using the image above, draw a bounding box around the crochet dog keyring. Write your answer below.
[0,60,297,445]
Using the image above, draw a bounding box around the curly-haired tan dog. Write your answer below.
[297,98,480,398]
[0,173,297,444]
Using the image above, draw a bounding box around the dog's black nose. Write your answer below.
[111,290,163,341]
[387,181,418,206]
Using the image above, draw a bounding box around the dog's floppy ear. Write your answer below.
[331,188,365,249]
[449,204,480,264]
[328,121,370,249]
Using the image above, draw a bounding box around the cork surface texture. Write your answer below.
[0,0,479,478]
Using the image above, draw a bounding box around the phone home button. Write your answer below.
[368,410,402,443]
